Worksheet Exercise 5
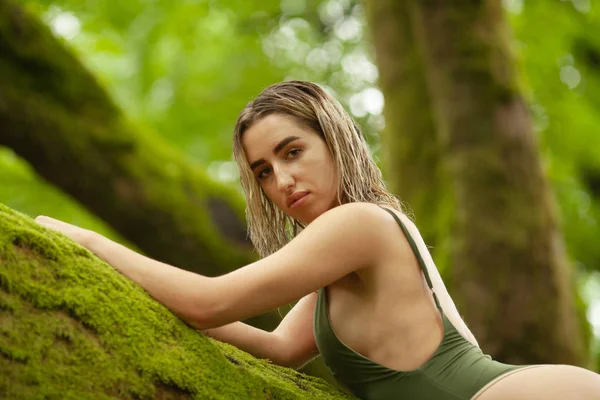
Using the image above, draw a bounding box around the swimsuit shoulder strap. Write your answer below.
[379,206,442,311]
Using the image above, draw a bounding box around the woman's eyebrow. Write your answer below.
[273,136,301,154]
[250,136,301,171]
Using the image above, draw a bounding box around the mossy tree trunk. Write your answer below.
[363,0,449,253]
[0,204,352,399]
[0,0,252,278]
[365,0,588,365]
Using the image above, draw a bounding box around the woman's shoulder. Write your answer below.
[306,202,410,244]
[313,202,407,228]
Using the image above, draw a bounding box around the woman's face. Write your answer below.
[242,114,339,225]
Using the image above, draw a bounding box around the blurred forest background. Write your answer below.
[2,0,600,373]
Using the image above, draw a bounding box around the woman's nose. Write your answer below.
[275,168,294,192]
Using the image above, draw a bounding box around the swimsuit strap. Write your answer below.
[380,207,442,311]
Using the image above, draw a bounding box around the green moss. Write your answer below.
[0,203,353,399]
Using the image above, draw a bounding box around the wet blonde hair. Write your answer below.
[233,80,402,257]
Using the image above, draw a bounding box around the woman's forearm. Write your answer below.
[201,322,287,366]
[86,231,215,326]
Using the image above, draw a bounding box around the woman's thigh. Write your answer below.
[474,364,600,400]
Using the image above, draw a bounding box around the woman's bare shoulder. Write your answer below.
[207,203,396,326]
[310,201,397,226]
[292,202,394,254]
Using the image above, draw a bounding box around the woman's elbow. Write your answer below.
[278,346,318,370]
[188,307,222,331]
[185,293,224,331]
[284,354,317,370]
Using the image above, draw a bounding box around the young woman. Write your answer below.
[37,81,600,399]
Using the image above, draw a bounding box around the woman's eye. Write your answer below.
[287,148,301,158]
[257,168,272,180]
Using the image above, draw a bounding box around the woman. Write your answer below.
[37,81,600,399]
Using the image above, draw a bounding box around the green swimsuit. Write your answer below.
[313,207,523,400]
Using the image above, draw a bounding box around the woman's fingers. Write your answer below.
[35,215,61,230]
[34,216,88,245]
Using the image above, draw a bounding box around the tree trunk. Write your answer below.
[364,0,449,255]
[0,0,253,278]
[0,203,352,399]
[365,0,588,365]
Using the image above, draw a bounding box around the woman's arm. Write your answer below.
[270,292,319,369]
[86,233,220,324]
[200,321,284,363]
[205,203,386,328]
[201,293,318,369]
[36,202,387,330]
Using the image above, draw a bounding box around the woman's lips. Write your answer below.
[289,192,309,209]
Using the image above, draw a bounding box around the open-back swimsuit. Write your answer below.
[313,207,524,400]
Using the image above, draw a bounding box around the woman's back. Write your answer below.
[313,206,521,399]
[321,207,476,370]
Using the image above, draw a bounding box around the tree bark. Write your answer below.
[364,0,449,255]
[0,203,352,399]
[0,1,254,277]
[365,0,588,365]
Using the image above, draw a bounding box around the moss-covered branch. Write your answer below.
[0,0,253,277]
[0,203,352,399]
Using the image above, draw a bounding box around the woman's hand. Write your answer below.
[35,216,94,248]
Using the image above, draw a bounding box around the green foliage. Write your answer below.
[510,1,600,275]
[0,203,353,399]
[16,0,383,162]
